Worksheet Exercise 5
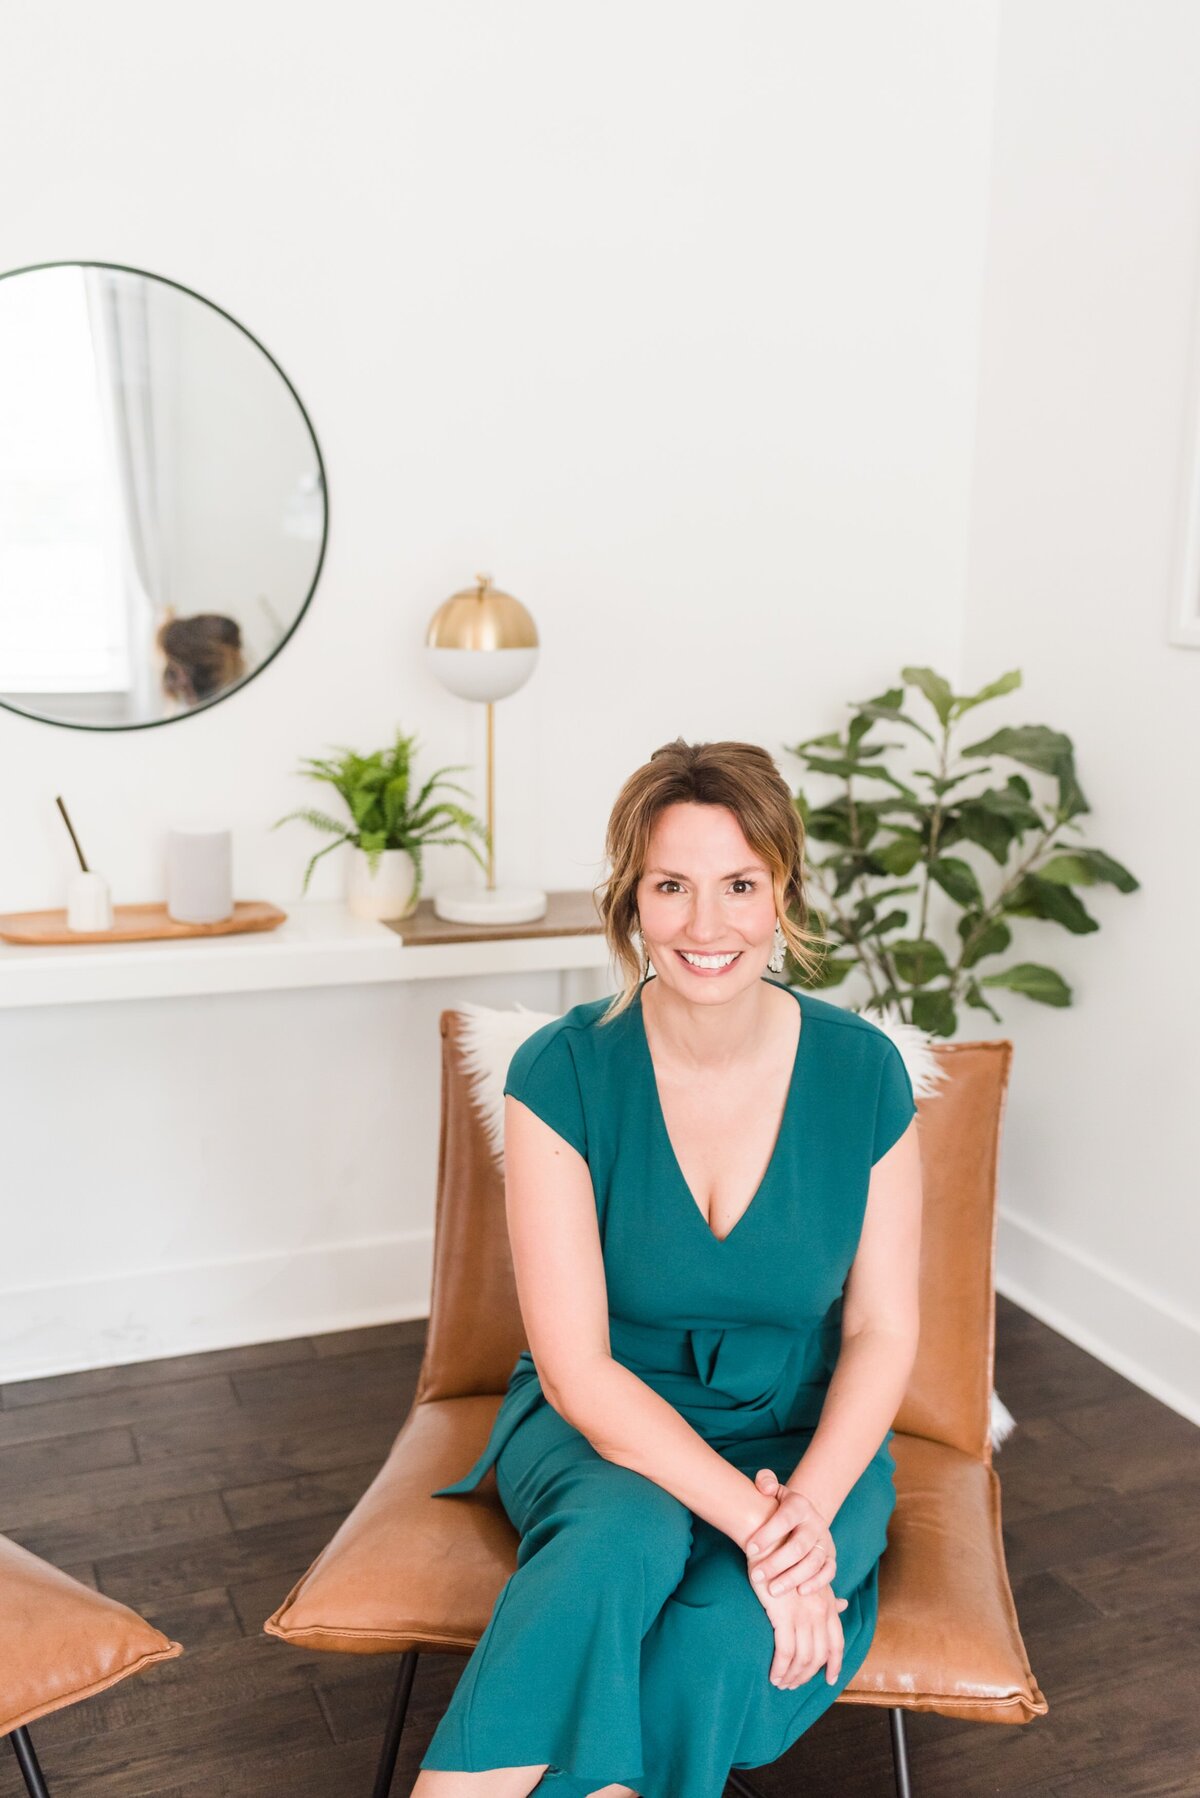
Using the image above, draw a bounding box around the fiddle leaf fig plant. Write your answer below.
[783,667,1139,1037]
[272,727,490,897]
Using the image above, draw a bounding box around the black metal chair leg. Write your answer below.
[889,1706,913,1798]
[371,1650,420,1798]
[10,1726,52,1798]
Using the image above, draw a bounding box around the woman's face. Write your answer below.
[635,802,778,998]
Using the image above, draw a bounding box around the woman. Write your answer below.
[416,738,923,1798]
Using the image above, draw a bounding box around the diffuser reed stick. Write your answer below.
[55,795,90,873]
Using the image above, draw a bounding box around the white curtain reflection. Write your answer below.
[83,267,176,718]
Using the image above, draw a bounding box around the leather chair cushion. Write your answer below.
[265,1400,1047,1726]
[0,1534,183,1737]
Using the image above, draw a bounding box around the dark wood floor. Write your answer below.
[2,1295,1198,1797]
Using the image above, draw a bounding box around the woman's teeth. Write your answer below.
[677,950,742,970]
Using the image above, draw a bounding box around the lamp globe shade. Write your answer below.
[425,573,538,701]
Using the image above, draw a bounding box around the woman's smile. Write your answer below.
[675,948,744,975]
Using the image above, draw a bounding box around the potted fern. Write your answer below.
[272,728,490,920]
[782,666,1139,1036]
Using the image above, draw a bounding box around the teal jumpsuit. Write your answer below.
[422,976,917,1798]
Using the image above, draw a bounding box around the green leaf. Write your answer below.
[963,978,1004,1023]
[949,804,1016,864]
[889,938,950,984]
[927,855,984,909]
[794,754,911,785]
[873,832,925,875]
[845,688,938,743]
[805,954,857,989]
[271,806,352,838]
[958,917,1011,968]
[912,988,956,1036]
[913,768,982,797]
[1071,847,1140,893]
[1037,852,1097,885]
[960,723,1090,820]
[901,666,955,725]
[858,908,911,941]
[1004,873,1099,934]
[953,668,1022,715]
[976,962,1072,1006]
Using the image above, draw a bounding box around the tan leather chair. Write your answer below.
[265,1010,1048,1796]
[0,1532,183,1796]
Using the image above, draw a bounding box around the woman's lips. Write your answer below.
[674,949,743,976]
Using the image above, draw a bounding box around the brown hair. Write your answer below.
[158,614,246,703]
[591,737,826,1024]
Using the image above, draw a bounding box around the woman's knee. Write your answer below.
[522,1458,693,1585]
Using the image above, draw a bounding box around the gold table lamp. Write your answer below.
[424,573,547,924]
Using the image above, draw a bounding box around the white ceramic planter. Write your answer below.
[345,846,418,922]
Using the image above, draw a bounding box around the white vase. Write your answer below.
[345,846,418,921]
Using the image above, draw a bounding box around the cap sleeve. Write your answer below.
[503,1025,588,1161]
[872,1037,917,1165]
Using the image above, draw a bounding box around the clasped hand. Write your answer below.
[744,1468,846,1689]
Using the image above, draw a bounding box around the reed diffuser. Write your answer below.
[56,796,114,931]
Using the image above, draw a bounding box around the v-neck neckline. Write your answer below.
[635,975,805,1247]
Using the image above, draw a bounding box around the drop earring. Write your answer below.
[633,925,653,981]
[767,919,787,974]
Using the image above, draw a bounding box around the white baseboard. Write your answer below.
[7,1214,1198,1434]
[0,1233,434,1386]
[997,1207,1200,1427]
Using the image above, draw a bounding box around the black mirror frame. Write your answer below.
[0,258,329,733]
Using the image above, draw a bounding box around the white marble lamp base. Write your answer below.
[433,884,548,925]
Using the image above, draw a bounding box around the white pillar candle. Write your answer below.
[166,826,233,924]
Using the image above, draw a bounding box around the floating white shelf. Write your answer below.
[0,897,611,1009]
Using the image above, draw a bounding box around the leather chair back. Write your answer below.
[416,1011,1012,1468]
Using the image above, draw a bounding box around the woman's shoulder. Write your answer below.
[791,986,906,1067]
[503,993,620,1083]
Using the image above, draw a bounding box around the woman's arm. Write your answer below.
[784,1117,923,1521]
[505,1094,779,1549]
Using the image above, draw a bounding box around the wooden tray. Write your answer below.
[0,901,288,946]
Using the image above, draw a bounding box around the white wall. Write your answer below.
[963,1,1200,1420]
[3,2,1001,1380]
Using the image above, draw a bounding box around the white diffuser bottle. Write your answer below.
[56,795,115,932]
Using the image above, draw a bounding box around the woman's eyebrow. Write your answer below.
[647,866,766,880]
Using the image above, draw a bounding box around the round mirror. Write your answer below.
[0,261,327,730]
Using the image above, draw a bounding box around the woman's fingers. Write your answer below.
[784,1618,814,1689]
[766,1540,832,1595]
[769,1618,795,1686]
[753,1527,825,1587]
[795,1550,838,1596]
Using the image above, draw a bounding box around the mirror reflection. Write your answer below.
[0,262,327,729]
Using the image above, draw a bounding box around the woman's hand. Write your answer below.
[753,1575,848,1689]
[743,1468,838,1598]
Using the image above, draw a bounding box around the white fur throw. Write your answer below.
[452,993,1013,1451]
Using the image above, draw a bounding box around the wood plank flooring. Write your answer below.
[2,1297,1197,1796]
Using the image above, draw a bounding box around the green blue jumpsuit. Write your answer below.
[422,976,916,1798]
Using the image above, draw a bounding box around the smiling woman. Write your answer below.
[417,739,923,1798]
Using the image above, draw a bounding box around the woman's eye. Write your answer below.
[654,879,756,894]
